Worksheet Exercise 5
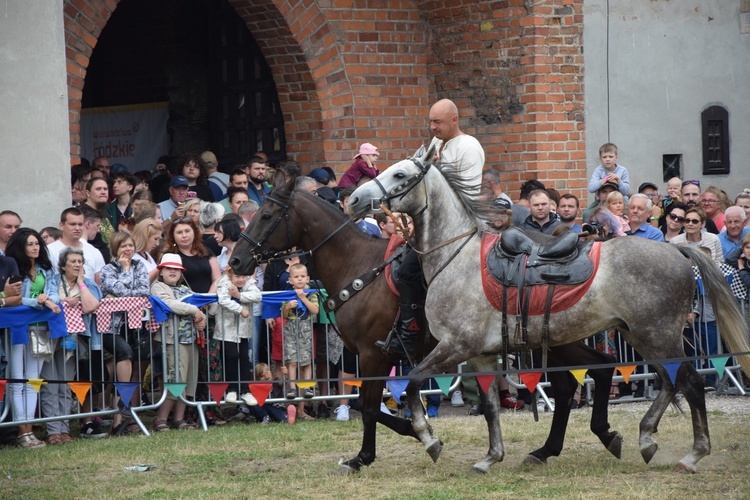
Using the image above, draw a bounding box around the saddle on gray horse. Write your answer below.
[487,227,595,287]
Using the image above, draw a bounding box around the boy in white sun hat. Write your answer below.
[338,142,381,188]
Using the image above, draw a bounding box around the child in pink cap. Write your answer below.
[338,143,380,188]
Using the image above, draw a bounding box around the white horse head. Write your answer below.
[348,142,437,218]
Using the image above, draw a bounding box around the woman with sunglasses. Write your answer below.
[669,207,723,264]
[661,202,688,242]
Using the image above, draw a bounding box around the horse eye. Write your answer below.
[261,213,272,220]
[394,172,406,180]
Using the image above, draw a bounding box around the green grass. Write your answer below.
[2,406,750,498]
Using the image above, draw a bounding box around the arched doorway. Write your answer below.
[81,0,285,167]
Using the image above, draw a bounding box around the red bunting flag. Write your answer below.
[520,372,543,394]
[249,383,273,406]
[207,382,229,405]
[476,375,495,395]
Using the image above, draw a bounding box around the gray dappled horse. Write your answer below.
[229,181,620,474]
[348,144,750,474]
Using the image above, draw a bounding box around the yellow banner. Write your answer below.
[295,381,316,389]
[28,379,45,393]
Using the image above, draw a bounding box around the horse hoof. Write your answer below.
[607,433,623,460]
[425,438,443,463]
[674,461,697,474]
[471,464,489,474]
[522,454,546,466]
[640,443,658,464]
[334,456,360,475]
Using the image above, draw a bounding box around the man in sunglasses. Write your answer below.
[680,180,719,234]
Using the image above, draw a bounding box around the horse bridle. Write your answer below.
[370,155,431,217]
[238,190,354,264]
[239,191,294,263]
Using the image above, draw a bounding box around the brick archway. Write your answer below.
[63,0,430,170]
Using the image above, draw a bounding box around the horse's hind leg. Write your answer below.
[674,361,710,473]
[405,343,471,464]
[524,367,576,465]
[471,355,505,474]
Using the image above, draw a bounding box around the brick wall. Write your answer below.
[64,0,585,196]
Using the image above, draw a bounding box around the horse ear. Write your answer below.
[423,142,438,165]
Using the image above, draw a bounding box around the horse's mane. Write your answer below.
[268,185,377,241]
[434,161,497,226]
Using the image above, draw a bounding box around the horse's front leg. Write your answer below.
[406,343,470,463]
[471,355,505,473]
[337,378,384,474]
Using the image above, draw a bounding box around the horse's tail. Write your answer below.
[675,245,750,375]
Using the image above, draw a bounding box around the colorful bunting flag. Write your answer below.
[207,383,229,405]
[617,365,636,384]
[434,376,453,396]
[295,381,316,389]
[0,380,6,401]
[386,378,409,400]
[711,356,730,379]
[570,369,587,385]
[519,372,543,394]
[165,382,187,398]
[28,379,45,393]
[389,366,396,377]
[476,375,495,395]
[342,379,362,387]
[663,362,681,385]
[114,382,139,407]
[68,382,92,404]
[248,383,273,406]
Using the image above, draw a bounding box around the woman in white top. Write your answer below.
[670,207,724,264]
[131,218,162,283]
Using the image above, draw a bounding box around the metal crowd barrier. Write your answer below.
[1,286,748,439]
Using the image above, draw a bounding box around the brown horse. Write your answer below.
[231,184,621,473]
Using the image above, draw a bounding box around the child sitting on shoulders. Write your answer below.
[150,253,206,431]
[282,263,319,420]
[604,191,628,237]
[251,362,296,424]
[338,143,380,188]
[208,266,262,406]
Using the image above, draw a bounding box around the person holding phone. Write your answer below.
[99,231,149,435]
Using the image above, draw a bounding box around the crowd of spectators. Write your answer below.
[1,135,749,448]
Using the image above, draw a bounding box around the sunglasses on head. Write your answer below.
[682,180,701,188]
[667,213,685,223]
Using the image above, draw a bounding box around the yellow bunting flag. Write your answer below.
[28,379,45,393]
[617,365,636,384]
[68,382,92,404]
[295,381,316,389]
[569,369,587,385]
[342,379,362,388]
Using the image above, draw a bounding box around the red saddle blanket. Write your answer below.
[480,233,601,315]
[385,234,406,296]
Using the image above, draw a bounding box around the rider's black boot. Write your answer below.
[377,303,420,359]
